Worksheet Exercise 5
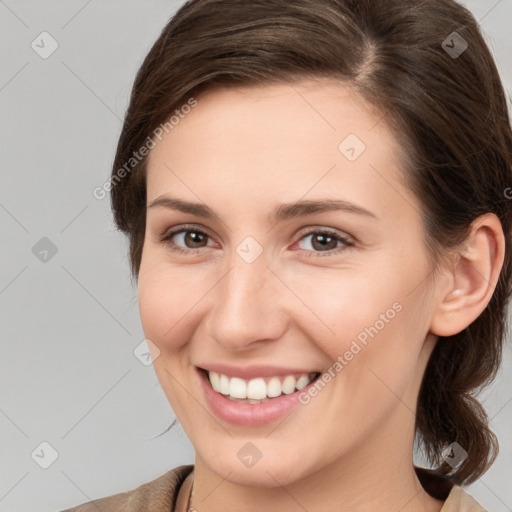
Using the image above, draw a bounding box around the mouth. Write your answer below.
[195,365,323,425]
[200,368,321,404]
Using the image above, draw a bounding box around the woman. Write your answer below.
[63,0,512,510]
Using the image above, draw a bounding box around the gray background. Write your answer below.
[0,1,511,511]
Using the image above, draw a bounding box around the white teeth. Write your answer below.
[207,370,317,401]
[219,373,230,395]
[246,378,267,399]
[209,371,220,391]
[296,374,311,390]
[267,377,282,398]
[281,375,296,394]
[229,377,247,399]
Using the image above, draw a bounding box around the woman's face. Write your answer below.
[139,80,445,486]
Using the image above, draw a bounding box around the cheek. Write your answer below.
[286,260,429,399]
[281,263,401,357]
[137,261,207,351]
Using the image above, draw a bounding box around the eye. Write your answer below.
[159,225,215,254]
[159,225,354,257]
[295,228,354,257]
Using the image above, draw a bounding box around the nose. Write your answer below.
[206,251,289,351]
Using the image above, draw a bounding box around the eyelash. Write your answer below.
[158,224,355,258]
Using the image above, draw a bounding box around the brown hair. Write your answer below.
[110,0,512,493]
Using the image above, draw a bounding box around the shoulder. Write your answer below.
[415,466,487,511]
[441,485,488,512]
[59,464,194,512]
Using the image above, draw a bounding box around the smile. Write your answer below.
[207,370,319,404]
[196,366,322,426]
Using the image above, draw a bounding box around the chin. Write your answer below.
[197,441,315,488]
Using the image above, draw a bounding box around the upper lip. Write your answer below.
[197,364,321,380]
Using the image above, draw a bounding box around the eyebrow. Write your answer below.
[147,196,377,222]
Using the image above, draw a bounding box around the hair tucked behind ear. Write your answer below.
[110,0,512,489]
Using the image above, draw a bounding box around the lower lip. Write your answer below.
[197,368,319,427]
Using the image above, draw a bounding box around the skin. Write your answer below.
[138,79,505,512]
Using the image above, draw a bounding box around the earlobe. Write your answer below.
[429,214,505,337]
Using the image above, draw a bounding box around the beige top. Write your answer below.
[60,464,487,511]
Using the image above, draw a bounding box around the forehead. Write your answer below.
[145,80,414,222]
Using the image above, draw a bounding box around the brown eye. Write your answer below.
[160,226,214,253]
[296,229,354,256]
[310,233,339,251]
[178,230,209,248]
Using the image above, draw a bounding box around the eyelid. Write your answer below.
[159,223,355,256]
[159,223,217,247]
[295,225,355,243]
[160,223,212,239]
[292,226,355,257]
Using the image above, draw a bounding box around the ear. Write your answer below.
[429,213,505,337]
